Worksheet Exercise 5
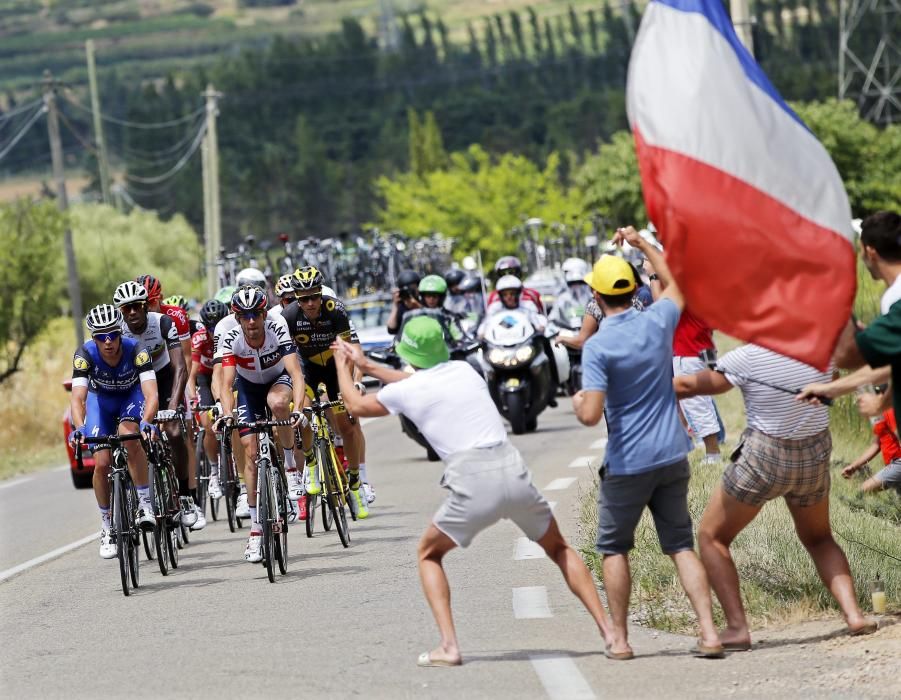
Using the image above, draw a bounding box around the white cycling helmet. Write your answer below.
[321,285,337,298]
[561,257,590,284]
[235,267,267,289]
[274,274,294,298]
[86,304,122,333]
[113,280,148,307]
[495,274,523,293]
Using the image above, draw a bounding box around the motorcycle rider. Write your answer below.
[550,258,592,327]
[485,256,545,314]
[443,269,468,316]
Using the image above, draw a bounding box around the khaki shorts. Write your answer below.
[434,442,552,548]
[723,428,831,507]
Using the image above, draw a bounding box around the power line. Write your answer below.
[0,104,47,163]
[124,119,206,184]
[63,92,204,130]
[0,98,44,123]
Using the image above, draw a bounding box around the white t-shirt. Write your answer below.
[376,361,507,460]
[718,344,831,439]
[881,274,901,314]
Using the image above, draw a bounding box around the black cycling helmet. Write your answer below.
[458,273,482,294]
[444,269,466,289]
[200,299,228,330]
[396,269,421,289]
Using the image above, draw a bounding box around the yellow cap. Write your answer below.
[584,255,637,295]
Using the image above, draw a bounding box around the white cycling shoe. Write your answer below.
[286,468,304,499]
[136,503,155,530]
[180,497,198,527]
[99,530,116,559]
[235,493,251,519]
[244,533,263,563]
[191,504,206,531]
[363,483,376,504]
[208,474,223,500]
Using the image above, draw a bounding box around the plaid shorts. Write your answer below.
[722,428,831,507]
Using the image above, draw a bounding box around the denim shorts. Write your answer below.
[596,458,694,555]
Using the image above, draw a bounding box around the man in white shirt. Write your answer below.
[331,317,612,667]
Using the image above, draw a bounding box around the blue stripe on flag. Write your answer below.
[650,0,806,130]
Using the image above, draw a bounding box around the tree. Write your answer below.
[574,130,647,226]
[0,200,65,383]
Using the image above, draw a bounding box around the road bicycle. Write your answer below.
[76,432,144,596]
[154,409,192,548]
[192,403,220,522]
[217,418,244,533]
[302,398,352,548]
[232,415,294,582]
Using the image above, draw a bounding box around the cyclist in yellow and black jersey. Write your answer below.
[280,266,369,519]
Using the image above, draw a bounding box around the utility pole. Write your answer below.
[202,84,222,297]
[85,39,112,206]
[730,0,755,58]
[44,71,84,347]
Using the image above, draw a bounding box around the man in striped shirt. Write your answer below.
[675,346,877,649]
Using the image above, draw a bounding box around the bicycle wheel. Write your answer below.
[325,456,350,549]
[195,439,209,520]
[316,444,333,531]
[126,482,140,589]
[220,437,238,532]
[305,494,316,538]
[112,475,131,596]
[151,468,169,575]
[142,530,155,560]
[275,467,288,575]
[258,460,275,583]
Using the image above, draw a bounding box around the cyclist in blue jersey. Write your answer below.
[69,304,160,559]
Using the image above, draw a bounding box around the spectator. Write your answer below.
[675,344,877,646]
[386,269,422,335]
[573,227,723,660]
[842,398,901,493]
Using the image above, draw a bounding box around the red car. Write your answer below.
[62,379,95,489]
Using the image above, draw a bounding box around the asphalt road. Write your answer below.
[0,406,883,699]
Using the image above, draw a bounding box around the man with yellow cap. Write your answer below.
[573,226,723,660]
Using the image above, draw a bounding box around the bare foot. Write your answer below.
[417,646,462,667]
[847,618,878,636]
[605,634,633,658]
[719,627,752,650]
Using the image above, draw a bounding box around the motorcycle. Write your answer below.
[478,309,556,435]
[550,296,585,395]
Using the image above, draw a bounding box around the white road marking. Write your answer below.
[0,533,97,583]
[0,476,33,491]
[513,537,546,560]
[545,477,577,491]
[568,456,594,469]
[529,654,596,700]
[513,586,552,619]
[590,437,608,450]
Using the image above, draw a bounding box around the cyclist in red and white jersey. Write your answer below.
[217,286,306,563]
[187,299,229,498]
[485,256,545,314]
[137,274,193,373]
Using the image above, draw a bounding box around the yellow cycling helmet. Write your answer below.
[291,265,324,292]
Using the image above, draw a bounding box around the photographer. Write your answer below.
[387,269,422,335]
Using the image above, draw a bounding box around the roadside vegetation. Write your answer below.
[580,266,901,632]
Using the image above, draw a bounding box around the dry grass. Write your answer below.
[0,317,73,480]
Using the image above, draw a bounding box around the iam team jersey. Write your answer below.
[213,308,289,361]
[280,294,358,366]
[120,311,180,372]
[191,326,215,375]
[72,336,156,393]
[219,318,297,384]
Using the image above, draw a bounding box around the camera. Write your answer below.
[399,287,412,301]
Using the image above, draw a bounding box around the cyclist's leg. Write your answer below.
[266,375,295,469]
[159,365,193,522]
[84,392,116,557]
[235,376,267,559]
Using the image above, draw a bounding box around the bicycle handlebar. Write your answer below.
[232,417,297,432]
[302,399,345,413]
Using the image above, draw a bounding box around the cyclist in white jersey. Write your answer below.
[217,286,307,563]
[113,280,203,529]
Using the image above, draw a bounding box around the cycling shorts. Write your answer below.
[302,357,340,402]
[83,386,145,453]
[156,364,175,409]
[235,372,292,437]
[195,373,214,408]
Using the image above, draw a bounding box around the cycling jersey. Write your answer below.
[188,318,204,336]
[191,326,215,375]
[121,311,180,372]
[280,294,359,366]
[161,303,191,342]
[220,318,297,384]
[72,337,156,394]
[213,308,289,361]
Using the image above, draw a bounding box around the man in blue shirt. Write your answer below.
[574,227,722,660]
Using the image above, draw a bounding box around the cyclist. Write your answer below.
[113,280,204,530]
[281,266,370,518]
[268,274,296,317]
[485,256,545,314]
[216,286,307,563]
[69,305,158,558]
[386,269,422,335]
[549,258,592,327]
[137,274,193,373]
[187,299,229,499]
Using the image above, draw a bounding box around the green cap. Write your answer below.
[396,316,449,369]
[418,274,448,295]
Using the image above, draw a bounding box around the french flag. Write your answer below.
[627,0,856,370]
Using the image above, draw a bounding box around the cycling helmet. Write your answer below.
[136,274,162,302]
[396,270,421,289]
[418,275,448,295]
[200,299,228,330]
[163,294,189,311]
[458,274,482,294]
[231,285,268,313]
[86,304,122,334]
[495,275,523,293]
[561,258,590,284]
[494,256,522,278]
[113,280,148,307]
[235,267,267,289]
[291,266,323,292]
[214,285,236,303]
[444,269,466,288]
[274,274,295,298]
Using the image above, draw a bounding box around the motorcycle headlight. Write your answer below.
[488,348,508,365]
[515,346,534,363]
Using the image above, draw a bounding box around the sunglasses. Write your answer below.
[297,294,322,304]
[237,311,264,320]
[121,302,145,313]
[93,331,121,343]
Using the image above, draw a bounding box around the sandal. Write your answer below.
[604,645,635,661]
[417,651,462,668]
[691,643,725,659]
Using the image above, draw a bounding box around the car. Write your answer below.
[524,269,567,312]
[62,379,95,489]
[346,293,394,353]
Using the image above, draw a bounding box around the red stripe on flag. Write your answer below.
[634,128,856,370]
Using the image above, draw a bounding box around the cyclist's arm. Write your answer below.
[140,378,159,423]
[219,363,237,418]
[186,358,199,402]
[211,361,222,402]
[70,384,88,429]
[180,337,193,375]
[283,352,307,414]
[334,346,389,418]
[168,344,187,411]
